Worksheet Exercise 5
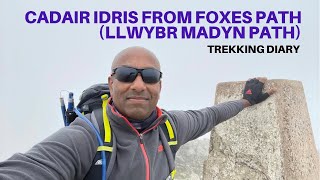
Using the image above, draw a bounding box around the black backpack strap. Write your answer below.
[160,114,178,158]
[84,95,113,180]
[90,110,101,134]
[92,108,112,147]
[159,114,178,179]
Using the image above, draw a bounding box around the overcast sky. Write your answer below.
[0,0,319,161]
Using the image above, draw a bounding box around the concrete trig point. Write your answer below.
[203,80,319,180]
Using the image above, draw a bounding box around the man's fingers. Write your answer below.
[256,77,267,83]
[257,93,270,102]
[244,77,274,106]
[267,88,276,95]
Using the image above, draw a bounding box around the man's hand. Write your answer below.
[242,77,275,107]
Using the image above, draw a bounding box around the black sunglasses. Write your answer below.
[111,66,162,84]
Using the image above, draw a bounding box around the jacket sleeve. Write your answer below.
[0,117,98,180]
[168,100,244,147]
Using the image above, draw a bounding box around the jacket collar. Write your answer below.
[106,98,167,135]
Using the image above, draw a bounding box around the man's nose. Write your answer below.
[130,74,146,92]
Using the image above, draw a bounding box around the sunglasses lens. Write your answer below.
[114,67,138,82]
[113,67,162,83]
[141,69,161,83]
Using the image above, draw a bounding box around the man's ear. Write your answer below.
[158,80,162,99]
[108,76,113,94]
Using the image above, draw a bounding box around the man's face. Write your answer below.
[108,49,161,120]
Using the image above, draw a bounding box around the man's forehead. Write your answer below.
[112,47,160,70]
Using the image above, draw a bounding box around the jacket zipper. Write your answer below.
[137,118,165,180]
[139,134,150,180]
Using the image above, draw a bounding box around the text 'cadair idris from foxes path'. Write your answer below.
[24,10,301,40]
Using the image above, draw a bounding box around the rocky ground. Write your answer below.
[175,138,210,180]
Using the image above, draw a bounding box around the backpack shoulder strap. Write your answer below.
[91,94,113,151]
[159,111,178,179]
[159,111,178,155]
[84,94,113,180]
[90,109,102,134]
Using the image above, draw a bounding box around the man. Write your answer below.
[0,46,274,180]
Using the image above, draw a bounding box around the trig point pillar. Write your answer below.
[203,80,319,180]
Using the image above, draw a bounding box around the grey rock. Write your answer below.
[203,80,320,180]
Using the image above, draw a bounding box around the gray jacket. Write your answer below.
[0,100,244,180]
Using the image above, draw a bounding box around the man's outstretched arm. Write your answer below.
[0,117,98,180]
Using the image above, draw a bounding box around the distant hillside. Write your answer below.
[175,138,210,180]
